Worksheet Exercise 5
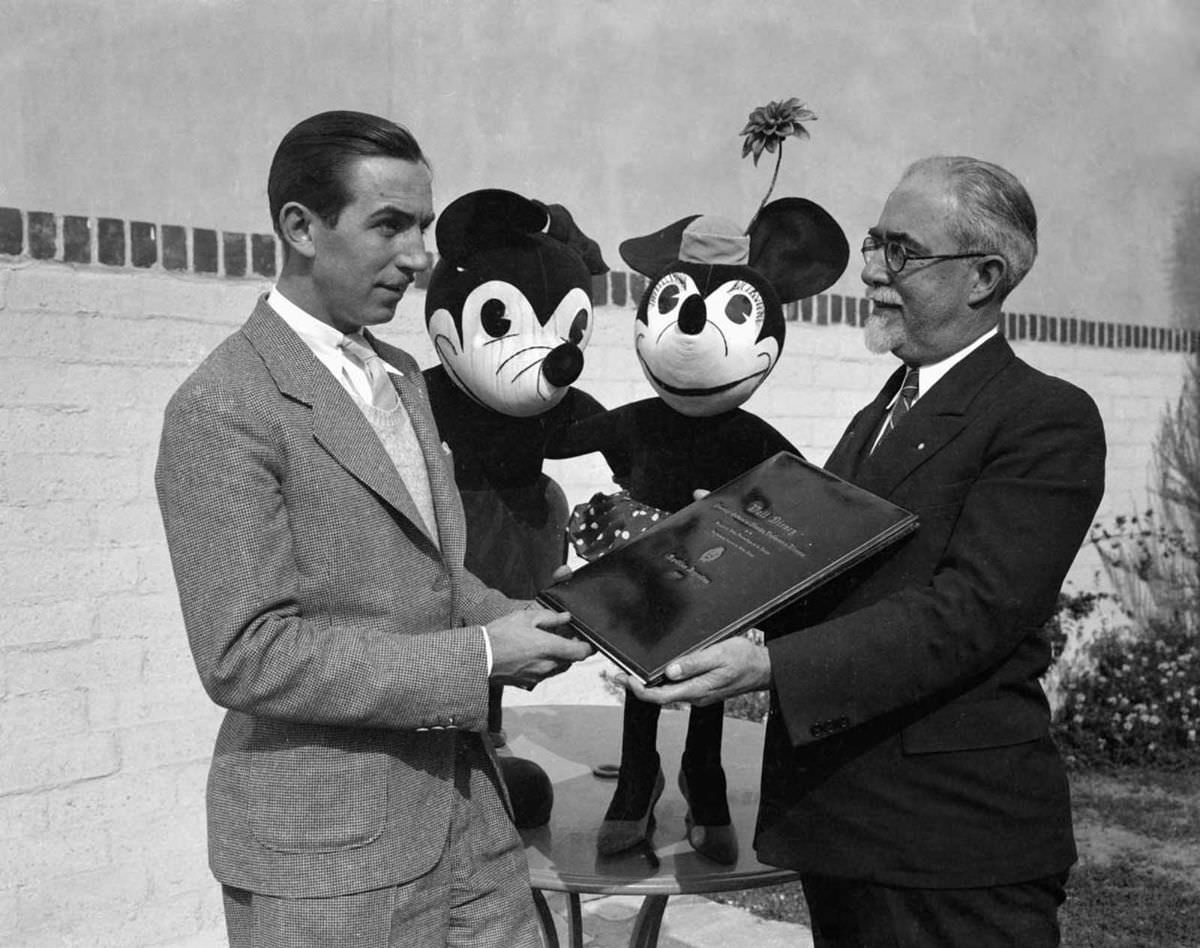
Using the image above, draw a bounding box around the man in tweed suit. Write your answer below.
[623,157,1106,946]
[155,111,592,947]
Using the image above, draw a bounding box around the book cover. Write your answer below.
[537,452,918,684]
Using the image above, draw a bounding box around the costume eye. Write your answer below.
[657,284,680,314]
[715,280,766,328]
[649,273,688,316]
[725,294,753,324]
[481,298,510,338]
[568,308,589,345]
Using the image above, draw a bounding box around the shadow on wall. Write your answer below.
[1171,172,1200,332]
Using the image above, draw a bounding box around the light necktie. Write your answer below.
[340,334,400,410]
[875,365,920,450]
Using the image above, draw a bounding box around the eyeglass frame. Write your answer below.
[861,235,993,274]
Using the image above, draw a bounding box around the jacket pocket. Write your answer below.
[900,696,1048,754]
[248,750,387,853]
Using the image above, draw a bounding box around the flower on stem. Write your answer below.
[740,97,817,165]
[740,97,817,230]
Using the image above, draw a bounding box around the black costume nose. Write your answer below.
[542,342,584,388]
[677,296,707,335]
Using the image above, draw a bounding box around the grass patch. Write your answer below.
[1060,853,1200,948]
[713,765,1200,947]
[710,880,809,926]
[1072,776,1200,842]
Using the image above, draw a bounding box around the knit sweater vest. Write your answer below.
[352,392,440,548]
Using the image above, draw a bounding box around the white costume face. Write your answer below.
[428,280,592,417]
[635,267,780,417]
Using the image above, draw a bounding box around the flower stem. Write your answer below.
[747,144,784,233]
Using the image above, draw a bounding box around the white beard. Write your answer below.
[864,312,905,355]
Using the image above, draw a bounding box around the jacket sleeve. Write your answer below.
[767,381,1106,747]
[155,381,496,733]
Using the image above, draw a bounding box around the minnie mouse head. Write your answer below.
[425,189,607,418]
[620,197,849,417]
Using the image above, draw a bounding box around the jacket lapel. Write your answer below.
[825,365,904,481]
[840,335,1015,498]
[240,298,437,550]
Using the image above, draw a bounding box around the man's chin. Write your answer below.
[365,303,401,325]
[864,313,904,355]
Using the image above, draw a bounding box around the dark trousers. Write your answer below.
[801,871,1069,948]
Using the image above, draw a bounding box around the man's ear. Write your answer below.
[968,254,1006,305]
[278,202,318,259]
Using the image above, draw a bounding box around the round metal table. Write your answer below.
[505,704,800,948]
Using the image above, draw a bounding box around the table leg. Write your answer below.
[565,893,584,947]
[530,889,559,948]
[530,890,588,948]
[628,894,668,948]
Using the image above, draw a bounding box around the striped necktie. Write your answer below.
[875,365,919,450]
[340,334,400,410]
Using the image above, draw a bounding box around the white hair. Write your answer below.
[903,156,1038,302]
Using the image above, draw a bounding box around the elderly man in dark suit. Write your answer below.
[155,111,592,948]
[626,156,1106,947]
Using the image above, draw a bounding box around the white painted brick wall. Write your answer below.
[0,260,1189,946]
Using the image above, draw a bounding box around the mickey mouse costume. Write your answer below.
[423,188,609,826]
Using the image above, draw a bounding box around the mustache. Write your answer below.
[867,290,902,307]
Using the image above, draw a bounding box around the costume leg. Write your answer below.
[678,702,737,864]
[597,695,665,855]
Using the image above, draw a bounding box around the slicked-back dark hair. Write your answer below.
[268,110,428,238]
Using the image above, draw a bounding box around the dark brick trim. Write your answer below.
[0,206,279,280]
[0,205,1196,354]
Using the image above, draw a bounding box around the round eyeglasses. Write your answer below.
[861,236,990,274]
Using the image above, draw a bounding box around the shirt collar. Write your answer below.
[906,327,998,402]
[268,287,346,363]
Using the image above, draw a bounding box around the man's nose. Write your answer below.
[860,248,890,287]
[395,233,432,273]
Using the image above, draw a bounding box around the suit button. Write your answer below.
[433,573,448,591]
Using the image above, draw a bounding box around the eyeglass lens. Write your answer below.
[861,238,908,272]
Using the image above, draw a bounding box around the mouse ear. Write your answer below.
[748,197,850,303]
[618,215,702,278]
[535,200,610,275]
[434,189,548,266]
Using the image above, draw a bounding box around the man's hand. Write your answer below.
[618,635,771,707]
[488,607,593,689]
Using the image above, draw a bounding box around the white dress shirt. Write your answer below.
[871,328,998,452]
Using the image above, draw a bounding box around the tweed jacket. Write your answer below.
[755,335,1106,888]
[155,297,519,899]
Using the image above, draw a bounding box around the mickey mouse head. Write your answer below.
[425,189,608,418]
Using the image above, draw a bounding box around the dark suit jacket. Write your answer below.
[155,298,519,898]
[755,335,1106,888]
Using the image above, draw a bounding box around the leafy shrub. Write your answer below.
[724,688,770,723]
[1090,510,1200,635]
[1054,617,1200,768]
[1044,587,1112,665]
